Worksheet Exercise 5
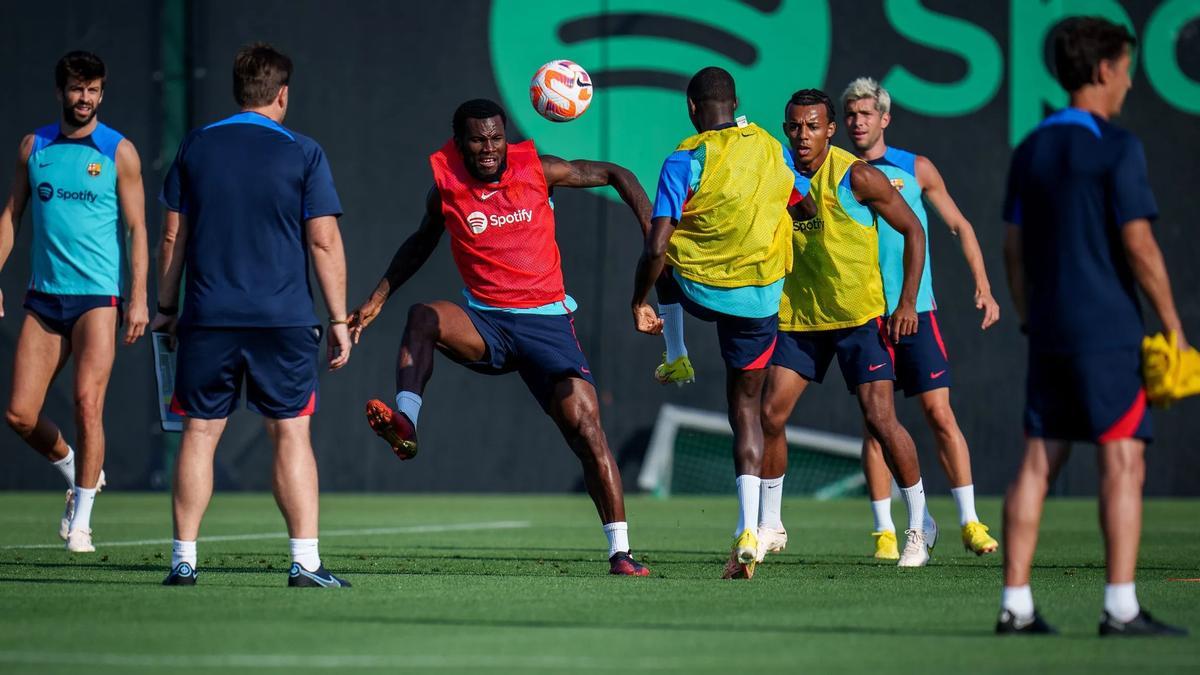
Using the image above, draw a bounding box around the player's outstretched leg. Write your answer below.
[918,389,997,555]
[366,301,487,460]
[996,438,1067,634]
[860,433,900,560]
[548,377,649,576]
[758,366,809,564]
[857,380,933,567]
[1096,439,1186,637]
[722,366,770,579]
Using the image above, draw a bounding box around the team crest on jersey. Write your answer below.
[86,163,102,177]
[890,177,904,191]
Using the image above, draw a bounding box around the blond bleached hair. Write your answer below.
[841,77,891,114]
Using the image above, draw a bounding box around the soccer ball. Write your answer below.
[529,60,593,122]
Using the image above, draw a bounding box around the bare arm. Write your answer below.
[148,209,189,338]
[915,155,998,330]
[307,214,351,370]
[0,135,34,318]
[850,162,925,341]
[1002,224,1026,327]
[630,216,674,335]
[347,186,446,343]
[541,155,652,236]
[1122,218,1187,350]
[115,139,149,344]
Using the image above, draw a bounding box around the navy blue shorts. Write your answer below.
[1025,348,1152,443]
[891,310,952,397]
[170,326,321,420]
[655,269,777,370]
[772,317,895,392]
[459,305,595,412]
[24,290,121,336]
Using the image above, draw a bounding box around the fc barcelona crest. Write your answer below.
[86,163,101,177]
[890,177,904,191]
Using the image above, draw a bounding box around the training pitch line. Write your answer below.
[0,520,531,550]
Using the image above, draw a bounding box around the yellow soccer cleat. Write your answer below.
[962,521,999,555]
[722,529,758,579]
[654,353,695,386]
[872,530,899,560]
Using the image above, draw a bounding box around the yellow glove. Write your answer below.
[1142,331,1200,407]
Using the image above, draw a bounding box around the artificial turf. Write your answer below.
[0,493,1196,674]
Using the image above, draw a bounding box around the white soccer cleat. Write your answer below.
[65,528,95,553]
[755,526,788,563]
[923,511,938,552]
[898,528,930,567]
[60,470,106,541]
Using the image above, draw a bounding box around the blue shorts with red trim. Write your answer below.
[891,310,952,397]
[24,289,121,336]
[654,269,777,370]
[458,305,595,412]
[1024,347,1152,443]
[171,326,321,420]
[772,317,895,392]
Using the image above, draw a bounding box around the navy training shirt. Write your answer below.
[161,111,343,328]
[1002,108,1157,354]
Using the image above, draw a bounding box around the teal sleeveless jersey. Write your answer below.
[868,146,935,314]
[26,122,125,296]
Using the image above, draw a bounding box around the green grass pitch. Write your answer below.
[0,493,1196,674]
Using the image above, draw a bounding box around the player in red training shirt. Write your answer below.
[349,99,653,576]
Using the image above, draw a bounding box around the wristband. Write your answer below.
[157,303,178,316]
[328,318,348,326]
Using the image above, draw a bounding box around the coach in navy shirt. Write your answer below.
[152,43,352,588]
[996,18,1186,637]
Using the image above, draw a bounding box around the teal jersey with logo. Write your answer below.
[27,122,125,296]
[868,146,935,314]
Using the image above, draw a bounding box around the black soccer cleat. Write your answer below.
[287,562,351,588]
[162,562,198,586]
[1099,610,1188,637]
[995,609,1057,635]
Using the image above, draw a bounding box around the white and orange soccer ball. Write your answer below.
[529,59,593,122]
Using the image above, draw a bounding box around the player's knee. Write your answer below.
[760,402,788,438]
[922,402,958,436]
[861,406,896,438]
[73,392,104,425]
[405,303,440,338]
[4,407,35,436]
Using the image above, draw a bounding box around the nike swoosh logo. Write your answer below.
[930,370,946,379]
[38,162,53,168]
[480,190,499,200]
[868,363,886,372]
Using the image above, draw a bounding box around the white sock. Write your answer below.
[1002,584,1035,620]
[52,447,76,488]
[870,498,895,533]
[1104,582,1140,622]
[395,391,422,427]
[759,475,785,529]
[899,479,926,532]
[603,521,629,558]
[70,487,97,532]
[735,475,761,535]
[171,539,197,570]
[659,303,687,362]
[290,538,321,571]
[951,484,979,525]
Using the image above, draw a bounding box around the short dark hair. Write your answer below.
[1052,17,1136,92]
[686,67,736,105]
[786,89,835,124]
[55,51,106,90]
[452,99,507,139]
[233,43,292,107]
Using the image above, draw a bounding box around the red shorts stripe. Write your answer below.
[1098,388,1147,443]
[875,317,896,365]
[929,311,948,359]
[296,391,318,418]
[168,393,188,417]
[742,335,778,370]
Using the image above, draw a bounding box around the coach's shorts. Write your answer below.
[890,310,952,397]
[459,305,596,412]
[1024,347,1152,443]
[24,290,121,336]
[655,269,777,370]
[772,317,895,392]
[170,326,321,419]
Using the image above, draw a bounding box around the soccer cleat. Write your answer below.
[962,521,999,555]
[754,526,787,563]
[609,551,651,576]
[721,529,758,579]
[287,562,351,588]
[162,562,198,586]
[897,529,930,567]
[654,353,695,386]
[1099,610,1188,637]
[996,609,1058,635]
[365,399,418,460]
[872,530,900,560]
[60,469,106,541]
[923,511,939,551]
[65,528,94,553]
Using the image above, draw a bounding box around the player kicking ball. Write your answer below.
[840,77,1000,560]
[350,99,652,577]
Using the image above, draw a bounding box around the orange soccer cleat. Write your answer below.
[365,399,418,460]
